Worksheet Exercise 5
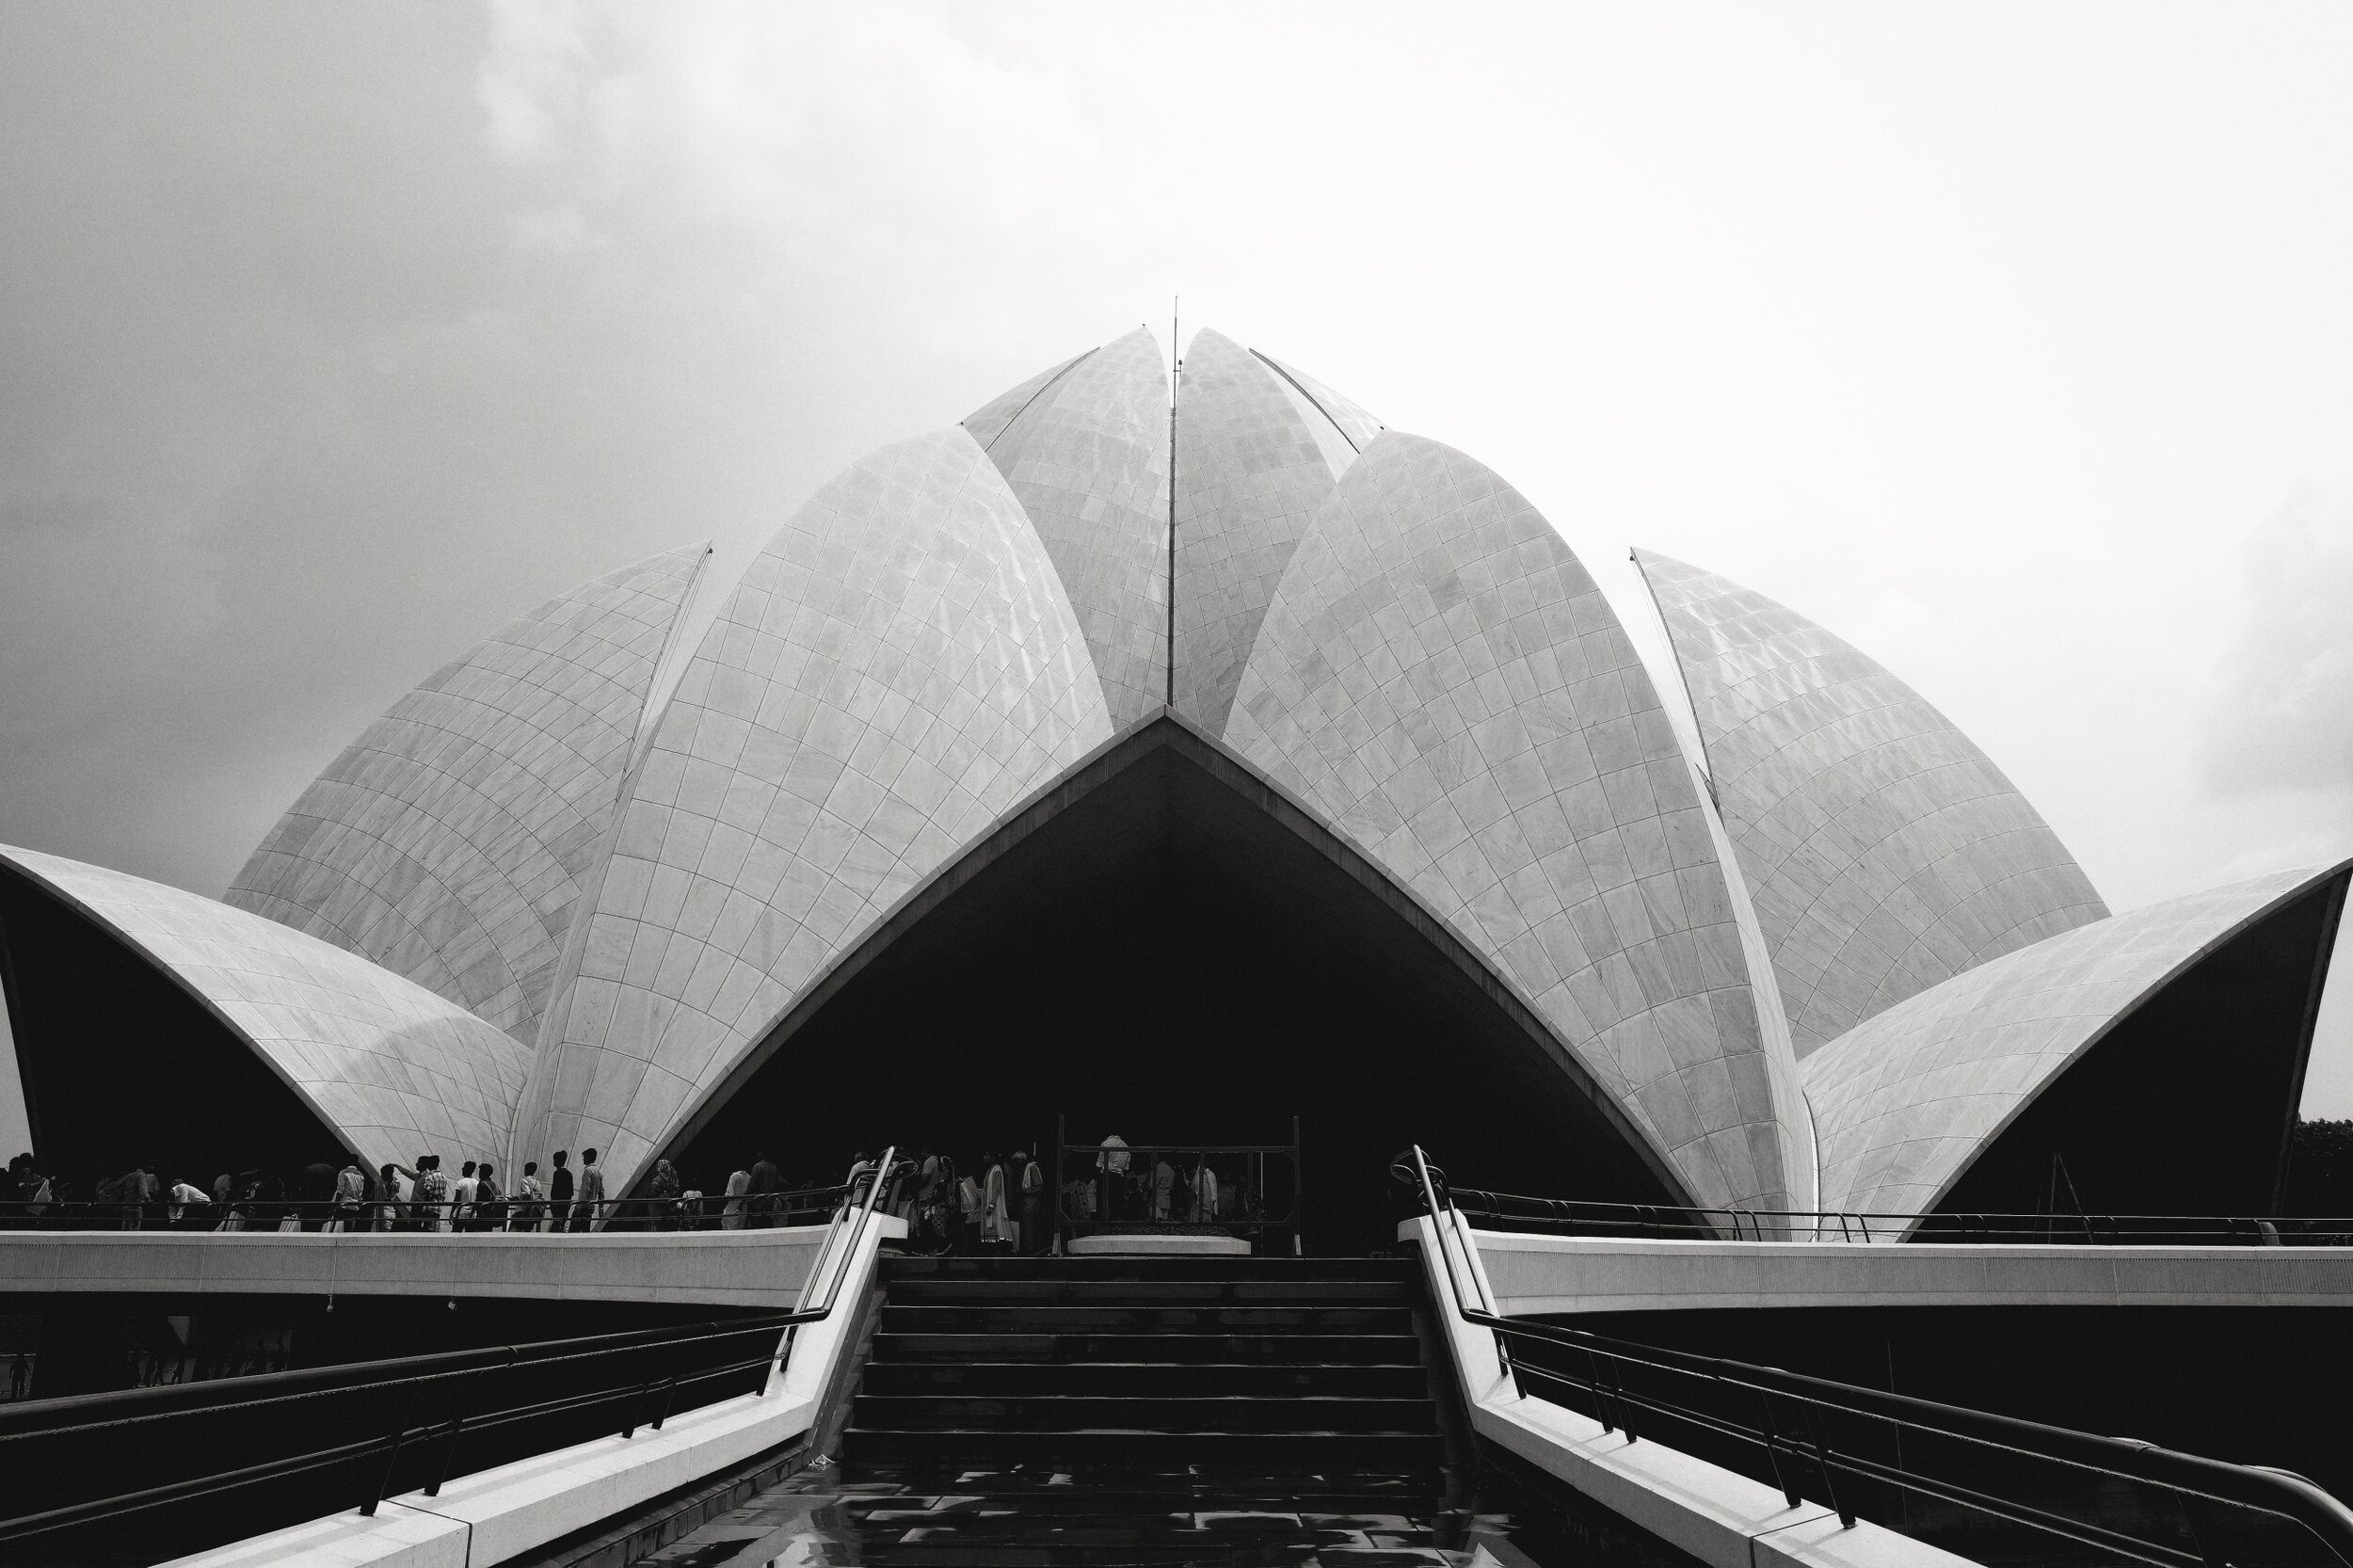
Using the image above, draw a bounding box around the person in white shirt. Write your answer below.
[451,1160,480,1231]
[167,1181,210,1226]
[1189,1159,1219,1224]
[1096,1134,1130,1221]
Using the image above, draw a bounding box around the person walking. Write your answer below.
[647,1159,681,1230]
[571,1148,605,1232]
[1096,1135,1129,1221]
[1013,1151,1042,1254]
[510,1160,544,1231]
[302,1159,339,1231]
[979,1148,1007,1242]
[546,1151,573,1233]
[373,1164,407,1232]
[746,1152,779,1229]
[330,1160,365,1232]
[167,1179,210,1228]
[411,1156,449,1232]
[1152,1154,1176,1222]
[1190,1157,1219,1225]
[450,1160,479,1232]
[474,1162,504,1229]
[721,1164,750,1230]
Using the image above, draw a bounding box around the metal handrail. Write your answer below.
[1444,1183,2353,1246]
[0,1181,851,1234]
[1397,1145,2353,1568]
[0,1144,901,1547]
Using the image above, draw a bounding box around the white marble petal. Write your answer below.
[4,844,530,1171]
[1174,328,1374,732]
[227,545,710,1044]
[1225,432,1804,1212]
[1635,550,2109,1057]
[1806,862,2350,1219]
[518,426,1113,1186]
[970,328,1171,728]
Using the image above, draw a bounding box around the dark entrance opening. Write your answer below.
[667,717,1685,1253]
[1931,869,2347,1223]
[0,863,353,1187]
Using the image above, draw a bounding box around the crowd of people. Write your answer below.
[0,1148,842,1233]
[4,1137,1265,1243]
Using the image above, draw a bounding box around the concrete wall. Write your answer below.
[0,1225,828,1310]
[1469,1229,2353,1316]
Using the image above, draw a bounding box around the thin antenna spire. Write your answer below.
[1166,295,1178,710]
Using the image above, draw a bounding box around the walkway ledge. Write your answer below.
[1404,1217,1983,1568]
[165,1212,903,1568]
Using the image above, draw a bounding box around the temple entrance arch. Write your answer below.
[660,715,1689,1252]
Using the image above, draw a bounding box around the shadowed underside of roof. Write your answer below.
[3,843,531,1174]
[1805,859,2349,1222]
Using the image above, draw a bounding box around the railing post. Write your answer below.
[423,1408,466,1497]
[1802,1409,1852,1528]
[1753,1391,1801,1510]
[360,1402,414,1517]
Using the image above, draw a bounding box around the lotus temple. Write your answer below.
[2,324,2344,1244]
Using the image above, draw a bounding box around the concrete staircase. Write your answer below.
[825,1253,1455,1563]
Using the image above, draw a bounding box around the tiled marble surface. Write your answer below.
[1174,328,1366,732]
[962,349,1090,452]
[1805,863,2348,1217]
[1225,434,1801,1213]
[228,545,709,1044]
[1257,351,1385,455]
[519,427,1113,1187]
[973,327,1171,728]
[4,844,530,1172]
[1634,550,2109,1058]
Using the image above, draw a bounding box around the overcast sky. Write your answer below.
[2,2,2349,1151]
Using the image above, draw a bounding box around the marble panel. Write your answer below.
[970,328,1171,728]
[1806,862,2351,1218]
[518,426,1112,1187]
[1174,327,1376,732]
[227,545,710,1044]
[3,845,529,1173]
[1225,433,1803,1211]
[1634,550,2108,1056]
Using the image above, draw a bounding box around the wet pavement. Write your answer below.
[630,1460,1559,1568]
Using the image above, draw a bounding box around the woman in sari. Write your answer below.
[981,1153,1010,1247]
[647,1160,681,1230]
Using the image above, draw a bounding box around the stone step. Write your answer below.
[861,1362,1430,1399]
[831,1484,1441,1517]
[885,1277,1413,1306]
[851,1394,1440,1433]
[766,1542,1453,1568]
[872,1333,1423,1366]
[840,1429,1445,1480]
[878,1305,1412,1336]
[879,1256,1414,1283]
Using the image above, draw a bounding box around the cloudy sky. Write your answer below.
[2,2,2349,1148]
